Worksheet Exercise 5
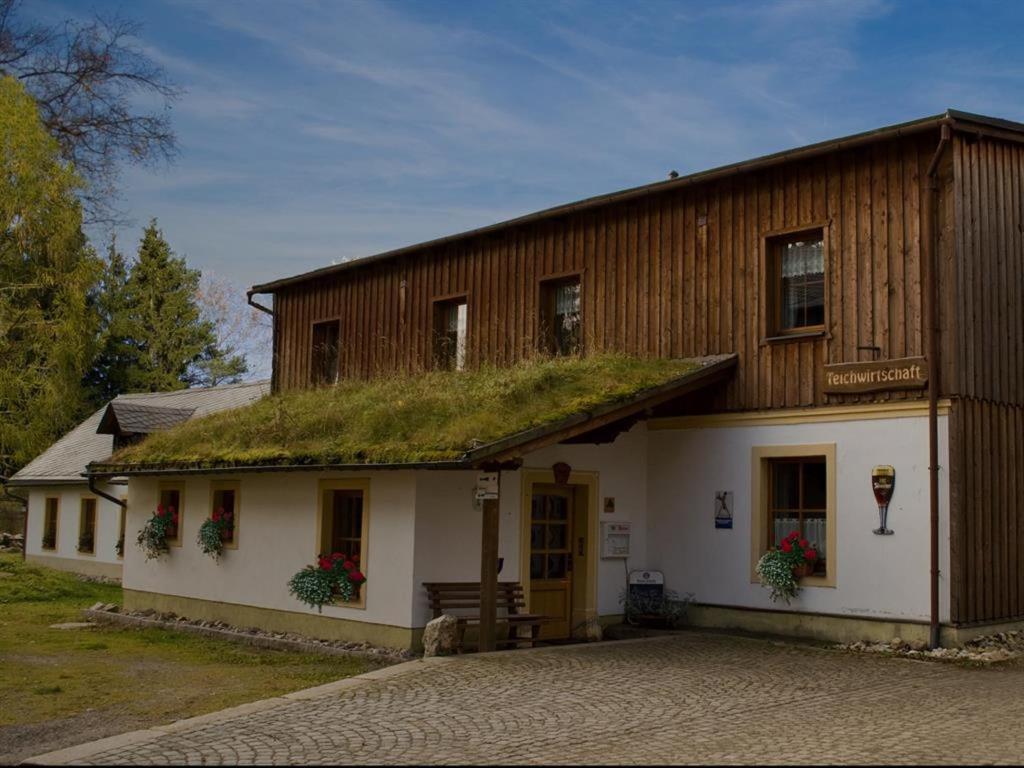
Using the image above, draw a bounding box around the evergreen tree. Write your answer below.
[121,221,246,392]
[85,238,136,404]
[0,76,101,475]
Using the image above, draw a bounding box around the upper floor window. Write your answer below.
[311,320,340,386]
[769,230,825,334]
[433,297,467,371]
[540,275,581,356]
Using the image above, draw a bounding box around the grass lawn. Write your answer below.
[0,554,377,764]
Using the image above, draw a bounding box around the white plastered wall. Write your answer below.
[646,414,951,623]
[23,483,126,571]
[123,471,417,629]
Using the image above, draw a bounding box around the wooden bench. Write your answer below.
[423,581,547,651]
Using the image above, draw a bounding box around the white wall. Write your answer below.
[123,471,417,629]
[647,414,950,623]
[23,483,125,570]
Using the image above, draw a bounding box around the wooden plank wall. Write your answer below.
[273,132,947,417]
[948,134,1024,625]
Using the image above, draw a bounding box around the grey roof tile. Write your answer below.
[7,380,269,485]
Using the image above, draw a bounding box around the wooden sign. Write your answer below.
[823,356,928,395]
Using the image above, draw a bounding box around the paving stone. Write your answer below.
[46,633,1024,765]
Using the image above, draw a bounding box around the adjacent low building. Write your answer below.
[8,381,268,579]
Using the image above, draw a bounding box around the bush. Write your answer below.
[619,587,693,628]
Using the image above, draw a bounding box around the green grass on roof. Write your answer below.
[103,354,703,470]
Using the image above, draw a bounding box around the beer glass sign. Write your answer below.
[871,465,895,535]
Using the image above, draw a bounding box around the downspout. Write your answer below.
[247,290,277,393]
[88,475,128,510]
[1,477,29,562]
[924,121,951,649]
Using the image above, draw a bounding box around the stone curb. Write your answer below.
[80,609,410,664]
[22,656,455,766]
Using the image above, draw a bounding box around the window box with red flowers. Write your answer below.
[197,506,234,561]
[288,552,366,612]
[755,531,820,603]
[136,504,178,561]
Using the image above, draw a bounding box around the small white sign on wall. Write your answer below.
[475,472,499,501]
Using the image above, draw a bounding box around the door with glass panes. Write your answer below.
[529,485,573,639]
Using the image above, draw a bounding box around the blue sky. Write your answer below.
[35,0,1024,290]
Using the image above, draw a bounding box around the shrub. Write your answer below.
[619,587,693,628]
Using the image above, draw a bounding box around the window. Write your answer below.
[751,444,836,586]
[432,297,467,371]
[540,275,582,356]
[769,230,825,334]
[210,482,239,548]
[311,320,340,386]
[42,497,59,551]
[78,498,97,555]
[767,457,827,576]
[318,480,369,605]
[117,503,126,558]
[159,484,183,545]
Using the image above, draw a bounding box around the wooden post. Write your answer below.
[479,471,500,652]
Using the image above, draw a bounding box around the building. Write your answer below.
[87,110,1023,650]
[8,381,269,579]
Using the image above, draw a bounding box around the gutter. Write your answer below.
[1,476,29,562]
[88,475,127,509]
[246,290,273,316]
[924,121,952,649]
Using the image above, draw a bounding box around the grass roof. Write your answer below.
[94,354,712,472]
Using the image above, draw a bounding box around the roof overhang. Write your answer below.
[249,110,1024,296]
[86,354,737,478]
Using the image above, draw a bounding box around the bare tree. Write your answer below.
[0,0,180,223]
[196,273,273,383]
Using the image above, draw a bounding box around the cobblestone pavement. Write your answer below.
[32,633,1024,765]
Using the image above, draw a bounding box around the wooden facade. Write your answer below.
[256,114,1024,628]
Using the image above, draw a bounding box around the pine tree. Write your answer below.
[85,238,136,404]
[0,76,101,475]
[122,221,246,392]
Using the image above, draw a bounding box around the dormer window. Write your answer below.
[433,297,467,371]
[540,275,581,356]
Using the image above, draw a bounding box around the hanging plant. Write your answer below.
[137,504,177,561]
[115,536,125,557]
[288,552,365,612]
[197,507,234,560]
[77,532,94,554]
[756,531,819,604]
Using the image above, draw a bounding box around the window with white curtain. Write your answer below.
[772,231,825,332]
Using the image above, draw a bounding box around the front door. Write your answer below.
[530,485,573,640]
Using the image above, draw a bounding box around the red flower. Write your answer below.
[318,556,333,571]
[799,539,809,549]
[805,549,818,561]
[787,531,799,542]
[171,512,179,525]
[352,554,360,563]
[156,504,164,515]
[781,540,793,553]
[343,560,354,571]
[331,552,345,562]
[350,570,365,583]
[212,507,223,522]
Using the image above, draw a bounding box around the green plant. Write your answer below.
[115,536,124,557]
[756,531,819,603]
[76,533,94,554]
[196,507,234,560]
[137,505,176,561]
[288,553,365,612]
[619,587,693,628]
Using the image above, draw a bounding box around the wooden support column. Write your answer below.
[479,471,501,652]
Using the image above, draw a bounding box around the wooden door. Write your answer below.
[529,485,573,639]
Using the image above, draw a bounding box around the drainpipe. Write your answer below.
[1,477,29,562]
[246,290,274,316]
[247,290,277,392]
[924,122,951,649]
[88,475,128,510]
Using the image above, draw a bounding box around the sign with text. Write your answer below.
[475,472,499,501]
[823,356,928,395]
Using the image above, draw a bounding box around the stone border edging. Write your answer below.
[79,609,410,663]
[23,656,456,766]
